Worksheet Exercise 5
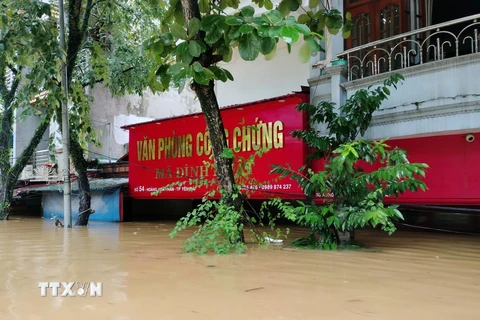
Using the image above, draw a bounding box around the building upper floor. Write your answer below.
[309,0,480,140]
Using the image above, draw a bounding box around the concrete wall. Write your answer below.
[13,108,50,162]
[349,54,480,140]
[88,85,200,162]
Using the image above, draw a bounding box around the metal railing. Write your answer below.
[338,14,480,81]
[19,149,59,182]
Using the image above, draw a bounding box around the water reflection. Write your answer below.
[0,217,479,319]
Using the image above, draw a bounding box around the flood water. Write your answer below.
[0,218,479,320]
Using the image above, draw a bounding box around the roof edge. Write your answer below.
[121,89,309,130]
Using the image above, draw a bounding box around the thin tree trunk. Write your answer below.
[71,135,91,226]
[55,106,92,226]
[0,74,19,220]
[0,98,14,220]
[0,118,51,220]
[60,0,94,226]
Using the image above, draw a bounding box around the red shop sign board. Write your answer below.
[123,92,309,200]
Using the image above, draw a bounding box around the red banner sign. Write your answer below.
[125,93,309,199]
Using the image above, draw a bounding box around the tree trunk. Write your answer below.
[0,75,18,220]
[0,97,14,219]
[0,118,51,220]
[180,0,245,242]
[71,136,92,226]
[195,83,237,196]
[62,0,94,226]
[54,106,92,226]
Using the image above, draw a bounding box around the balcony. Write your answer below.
[338,14,480,81]
[19,149,59,183]
[308,12,480,141]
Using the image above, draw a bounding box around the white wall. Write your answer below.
[216,42,310,107]
[87,84,201,162]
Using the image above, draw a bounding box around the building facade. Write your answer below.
[12,0,480,213]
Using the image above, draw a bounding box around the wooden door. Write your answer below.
[344,0,410,77]
[345,0,408,50]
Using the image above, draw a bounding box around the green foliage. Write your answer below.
[166,149,289,254]
[170,190,247,254]
[145,0,346,94]
[0,0,62,219]
[267,75,428,249]
[293,73,406,161]
[270,140,428,249]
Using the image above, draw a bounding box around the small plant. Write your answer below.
[167,147,289,254]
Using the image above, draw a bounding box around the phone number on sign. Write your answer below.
[244,184,292,191]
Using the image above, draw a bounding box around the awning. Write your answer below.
[14,177,128,197]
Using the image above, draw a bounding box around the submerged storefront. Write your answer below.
[15,178,128,222]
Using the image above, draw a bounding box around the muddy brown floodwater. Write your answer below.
[0,218,479,320]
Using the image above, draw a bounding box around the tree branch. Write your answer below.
[81,66,136,88]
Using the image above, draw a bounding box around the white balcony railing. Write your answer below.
[338,14,480,81]
[19,149,59,182]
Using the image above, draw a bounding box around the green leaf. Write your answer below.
[241,5,255,18]
[170,23,187,40]
[306,37,321,52]
[199,0,210,13]
[238,32,260,61]
[201,15,225,32]
[192,61,203,72]
[293,23,311,35]
[179,49,193,64]
[239,24,255,34]
[278,0,291,16]
[259,37,276,55]
[152,42,164,63]
[342,21,353,39]
[282,0,300,11]
[228,0,240,9]
[161,32,175,45]
[298,14,310,24]
[167,63,187,75]
[299,41,312,63]
[193,68,215,85]
[264,0,274,9]
[262,10,283,24]
[209,66,228,82]
[221,148,234,159]
[327,216,335,227]
[228,26,242,40]
[267,26,282,38]
[225,16,244,26]
[326,15,343,35]
[224,69,234,81]
[188,41,202,57]
[256,25,270,37]
[309,0,320,8]
[280,26,299,44]
[223,47,233,62]
[264,43,277,60]
[205,28,223,44]
[188,18,201,37]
